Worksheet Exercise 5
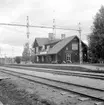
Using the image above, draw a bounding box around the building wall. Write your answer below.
[57,37,87,63]
[33,39,39,54]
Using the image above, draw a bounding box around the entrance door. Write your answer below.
[66,53,71,63]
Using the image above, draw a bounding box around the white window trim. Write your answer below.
[66,53,71,62]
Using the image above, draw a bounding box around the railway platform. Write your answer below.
[10,63,104,71]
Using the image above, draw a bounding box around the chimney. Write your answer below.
[61,34,65,39]
[48,33,54,40]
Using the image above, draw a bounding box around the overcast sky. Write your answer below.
[0,0,104,57]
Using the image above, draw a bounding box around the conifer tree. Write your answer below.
[88,6,104,63]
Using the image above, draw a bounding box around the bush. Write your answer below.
[15,56,21,64]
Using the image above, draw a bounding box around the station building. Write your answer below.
[32,34,88,63]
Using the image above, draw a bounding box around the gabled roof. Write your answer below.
[48,35,76,54]
[33,37,60,47]
[45,39,60,45]
[35,38,49,46]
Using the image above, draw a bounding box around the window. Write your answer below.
[47,45,50,51]
[66,47,68,50]
[66,54,71,63]
[37,56,39,62]
[66,54,71,61]
[72,43,78,50]
[36,47,38,53]
[42,45,45,50]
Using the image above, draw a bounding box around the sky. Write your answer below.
[0,0,104,57]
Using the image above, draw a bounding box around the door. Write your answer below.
[66,53,71,63]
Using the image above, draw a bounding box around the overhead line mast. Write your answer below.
[26,16,30,44]
[53,19,56,39]
[78,23,82,64]
[53,10,56,39]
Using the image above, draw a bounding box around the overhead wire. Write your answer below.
[0,23,79,31]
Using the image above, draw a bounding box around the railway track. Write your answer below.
[0,66,104,103]
[4,65,104,80]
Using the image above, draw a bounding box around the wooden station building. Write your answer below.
[32,34,88,63]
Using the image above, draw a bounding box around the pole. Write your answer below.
[53,19,56,39]
[5,54,6,64]
[27,16,30,44]
[0,48,1,64]
[26,16,30,52]
[79,23,82,64]
[12,47,14,63]
[26,16,31,62]
[53,10,56,39]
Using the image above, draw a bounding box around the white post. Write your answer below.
[79,23,82,64]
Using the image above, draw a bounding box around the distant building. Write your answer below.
[32,34,88,63]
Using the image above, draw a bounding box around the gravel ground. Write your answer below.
[0,71,101,105]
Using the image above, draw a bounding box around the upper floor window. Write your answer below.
[72,43,78,50]
[47,45,50,51]
[66,47,68,50]
[42,45,45,50]
[36,47,38,53]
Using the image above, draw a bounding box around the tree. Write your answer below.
[22,43,30,63]
[15,56,21,64]
[30,48,35,63]
[88,6,104,63]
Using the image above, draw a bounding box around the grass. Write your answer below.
[0,79,57,105]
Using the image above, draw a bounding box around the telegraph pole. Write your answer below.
[26,16,30,45]
[78,23,82,64]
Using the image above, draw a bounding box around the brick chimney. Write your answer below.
[48,33,54,40]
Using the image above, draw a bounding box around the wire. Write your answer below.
[0,23,79,31]
[0,23,90,37]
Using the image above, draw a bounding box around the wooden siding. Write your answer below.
[57,36,87,63]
